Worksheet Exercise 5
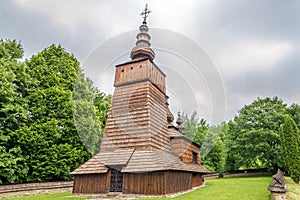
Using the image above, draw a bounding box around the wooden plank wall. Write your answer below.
[123,172,166,195]
[191,173,203,188]
[73,173,110,194]
[114,59,166,93]
[165,171,192,194]
[123,171,194,195]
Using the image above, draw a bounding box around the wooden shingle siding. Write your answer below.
[148,83,170,150]
[170,137,201,164]
[101,79,170,152]
[73,173,110,194]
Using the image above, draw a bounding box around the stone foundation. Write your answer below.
[271,192,286,200]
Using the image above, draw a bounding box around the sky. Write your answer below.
[1,0,300,124]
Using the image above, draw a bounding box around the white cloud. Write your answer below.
[12,0,138,37]
[211,39,293,78]
[4,0,299,122]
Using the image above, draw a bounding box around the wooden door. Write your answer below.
[110,168,123,192]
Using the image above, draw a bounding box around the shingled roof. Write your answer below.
[71,148,210,175]
[122,150,210,173]
[97,148,134,166]
[71,148,134,175]
[70,156,108,175]
[168,125,180,137]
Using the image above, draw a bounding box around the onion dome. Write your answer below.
[176,112,185,134]
[130,4,155,61]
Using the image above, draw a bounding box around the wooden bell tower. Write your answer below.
[100,5,170,152]
[71,5,210,195]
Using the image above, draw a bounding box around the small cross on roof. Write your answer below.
[141,4,151,24]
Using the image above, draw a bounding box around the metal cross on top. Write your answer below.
[140,4,151,23]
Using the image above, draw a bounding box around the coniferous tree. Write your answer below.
[279,115,300,183]
[288,103,300,130]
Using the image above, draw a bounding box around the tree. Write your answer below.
[0,41,112,184]
[226,97,287,170]
[183,112,209,145]
[22,45,92,181]
[201,125,226,172]
[287,103,300,130]
[94,92,112,132]
[183,112,226,172]
[0,39,29,184]
[73,74,111,155]
[279,115,300,183]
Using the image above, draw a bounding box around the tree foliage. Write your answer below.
[2,39,300,184]
[226,97,287,170]
[73,74,111,155]
[183,112,226,172]
[0,41,111,184]
[22,45,93,181]
[0,39,29,184]
[287,103,300,130]
[279,115,300,183]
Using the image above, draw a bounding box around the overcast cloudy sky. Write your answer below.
[1,0,300,124]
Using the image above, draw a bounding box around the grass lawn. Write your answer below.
[6,192,84,200]
[6,176,274,200]
[286,177,300,200]
[140,176,272,200]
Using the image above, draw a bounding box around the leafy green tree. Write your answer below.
[23,45,92,181]
[0,41,112,183]
[182,112,200,141]
[279,115,300,183]
[0,39,29,184]
[183,112,226,172]
[183,112,209,145]
[94,92,112,132]
[203,124,227,172]
[226,97,287,170]
[73,74,111,155]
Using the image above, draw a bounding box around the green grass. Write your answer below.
[140,176,272,200]
[6,176,277,200]
[286,177,300,200]
[6,192,84,200]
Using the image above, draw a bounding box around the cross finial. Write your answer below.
[140,4,151,24]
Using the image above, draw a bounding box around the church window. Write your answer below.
[192,152,198,164]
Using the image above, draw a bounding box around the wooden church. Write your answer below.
[71,5,210,195]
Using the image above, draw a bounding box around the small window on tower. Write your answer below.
[192,152,198,164]
[121,68,124,72]
[140,65,142,68]
[131,67,133,70]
